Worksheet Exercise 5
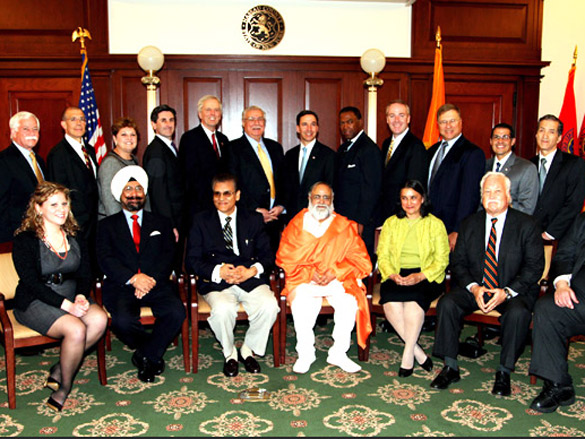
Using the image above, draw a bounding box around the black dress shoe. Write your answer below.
[46,395,65,412]
[419,357,434,372]
[530,381,576,413]
[132,351,155,383]
[492,371,511,396]
[223,359,239,377]
[239,353,261,373]
[398,367,413,377]
[430,366,460,389]
[152,358,165,375]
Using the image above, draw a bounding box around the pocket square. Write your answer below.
[149,230,162,236]
[347,163,356,168]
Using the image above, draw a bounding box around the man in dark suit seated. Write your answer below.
[529,212,585,413]
[379,100,428,224]
[0,111,46,243]
[531,114,585,242]
[427,103,486,251]
[97,166,185,383]
[47,106,99,274]
[228,105,285,251]
[186,173,279,377]
[178,95,230,229]
[334,106,382,260]
[281,110,335,220]
[431,172,544,396]
[485,123,539,215]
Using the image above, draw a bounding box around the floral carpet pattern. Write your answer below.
[0,322,584,437]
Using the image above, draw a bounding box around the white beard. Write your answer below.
[308,202,334,221]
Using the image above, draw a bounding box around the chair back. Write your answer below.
[0,249,18,301]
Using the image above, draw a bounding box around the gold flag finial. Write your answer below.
[435,26,442,48]
[572,45,578,67]
[72,27,92,53]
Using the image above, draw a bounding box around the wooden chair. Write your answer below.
[94,273,191,374]
[188,271,281,373]
[277,268,369,366]
[0,242,106,409]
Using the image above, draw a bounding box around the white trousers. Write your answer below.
[204,284,279,358]
[290,280,358,359]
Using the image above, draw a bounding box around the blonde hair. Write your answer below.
[16,182,78,239]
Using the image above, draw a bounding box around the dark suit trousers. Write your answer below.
[103,283,185,362]
[433,287,533,370]
[529,285,585,385]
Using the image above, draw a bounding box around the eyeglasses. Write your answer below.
[491,134,511,140]
[67,117,87,123]
[311,194,331,202]
[244,117,265,123]
[123,185,144,193]
[213,190,235,198]
[438,118,460,126]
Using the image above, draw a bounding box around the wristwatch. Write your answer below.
[503,287,512,300]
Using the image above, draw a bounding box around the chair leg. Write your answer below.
[96,334,107,385]
[279,298,287,365]
[192,309,199,373]
[272,314,280,368]
[358,334,370,362]
[5,339,16,409]
[181,316,190,373]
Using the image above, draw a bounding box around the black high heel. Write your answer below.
[43,376,60,392]
[398,367,413,377]
[420,356,434,372]
[46,395,65,412]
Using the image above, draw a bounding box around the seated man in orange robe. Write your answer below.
[276,182,372,374]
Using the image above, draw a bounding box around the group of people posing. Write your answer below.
[1,96,584,416]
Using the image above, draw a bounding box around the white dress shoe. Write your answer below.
[293,355,316,374]
[326,353,361,373]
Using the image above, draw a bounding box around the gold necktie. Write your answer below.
[385,138,395,166]
[29,151,44,183]
[257,143,275,199]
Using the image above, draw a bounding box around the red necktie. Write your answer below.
[81,144,91,170]
[211,133,219,159]
[131,214,140,253]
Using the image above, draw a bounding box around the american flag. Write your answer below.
[79,52,106,164]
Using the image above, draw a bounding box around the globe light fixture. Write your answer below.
[360,48,386,143]
[137,46,164,142]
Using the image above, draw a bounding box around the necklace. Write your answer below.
[43,229,68,260]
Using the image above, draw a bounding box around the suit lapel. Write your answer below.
[9,144,39,187]
[541,151,562,197]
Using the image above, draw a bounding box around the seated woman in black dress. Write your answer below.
[12,182,107,411]
[377,180,449,377]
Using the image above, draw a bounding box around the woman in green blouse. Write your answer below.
[377,180,449,377]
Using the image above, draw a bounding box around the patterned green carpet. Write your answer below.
[0,320,584,437]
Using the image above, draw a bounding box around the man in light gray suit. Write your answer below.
[485,123,539,215]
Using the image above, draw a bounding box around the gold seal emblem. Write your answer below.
[241,5,285,50]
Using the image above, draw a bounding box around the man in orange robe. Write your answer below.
[276,182,372,374]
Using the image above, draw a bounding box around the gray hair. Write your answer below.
[242,105,266,121]
[197,95,222,113]
[9,111,40,131]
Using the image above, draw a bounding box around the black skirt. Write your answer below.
[379,267,444,312]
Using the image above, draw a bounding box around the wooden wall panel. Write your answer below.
[0,0,108,58]
[445,80,516,156]
[373,74,408,145]
[412,0,542,62]
[0,78,79,160]
[182,78,223,133]
[304,78,342,149]
[243,78,283,143]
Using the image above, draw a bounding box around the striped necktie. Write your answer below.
[257,143,275,199]
[223,216,233,251]
[29,151,44,182]
[385,138,395,166]
[482,218,499,289]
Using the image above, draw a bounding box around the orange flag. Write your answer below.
[423,27,445,149]
[559,49,578,154]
